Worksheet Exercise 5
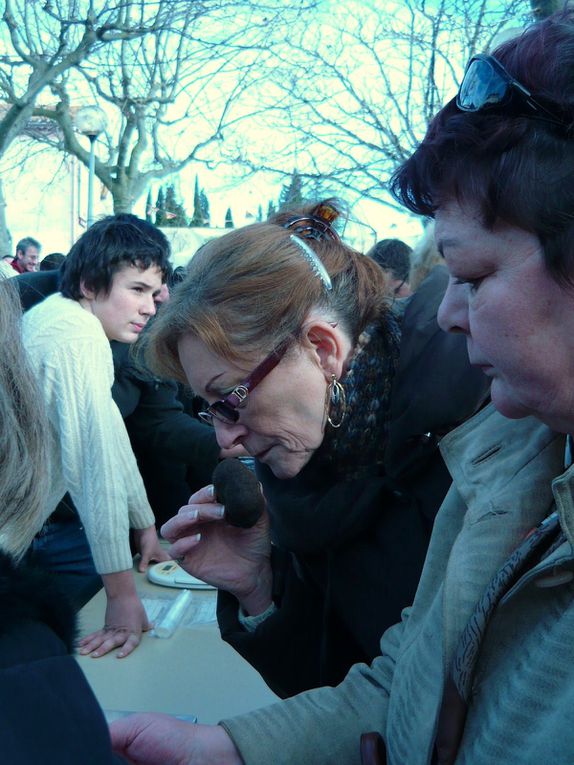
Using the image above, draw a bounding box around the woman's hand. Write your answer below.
[160,485,273,615]
[133,524,171,572]
[78,571,151,658]
[110,714,243,765]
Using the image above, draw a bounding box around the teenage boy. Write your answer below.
[22,214,171,659]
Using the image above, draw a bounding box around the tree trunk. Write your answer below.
[0,180,13,258]
[110,176,147,215]
[111,184,134,215]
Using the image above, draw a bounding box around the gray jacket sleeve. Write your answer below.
[219,612,407,765]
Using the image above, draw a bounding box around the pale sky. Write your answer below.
[1,0,523,258]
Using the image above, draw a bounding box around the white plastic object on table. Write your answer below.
[153,589,193,639]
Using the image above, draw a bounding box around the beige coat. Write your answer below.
[222,404,574,764]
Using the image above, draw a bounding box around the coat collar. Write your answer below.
[440,403,569,538]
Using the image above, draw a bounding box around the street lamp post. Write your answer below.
[74,105,107,228]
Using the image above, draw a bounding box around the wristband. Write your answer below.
[238,601,277,632]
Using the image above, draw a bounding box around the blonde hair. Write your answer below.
[146,200,390,383]
[0,280,50,559]
[409,221,443,292]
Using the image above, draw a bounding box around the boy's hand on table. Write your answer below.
[78,571,151,658]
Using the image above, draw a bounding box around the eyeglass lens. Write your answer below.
[199,400,239,425]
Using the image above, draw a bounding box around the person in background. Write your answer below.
[115,337,245,527]
[170,264,188,284]
[22,214,171,659]
[10,235,41,273]
[0,280,124,764]
[40,251,66,271]
[111,10,574,764]
[366,237,412,297]
[0,253,16,279]
[409,221,443,291]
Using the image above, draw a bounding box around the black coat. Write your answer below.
[111,341,220,524]
[0,552,125,764]
[217,266,491,698]
[14,270,220,526]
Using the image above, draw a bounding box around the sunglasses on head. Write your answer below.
[457,54,571,128]
[198,336,292,425]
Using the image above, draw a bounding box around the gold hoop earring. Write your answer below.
[327,374,346,428]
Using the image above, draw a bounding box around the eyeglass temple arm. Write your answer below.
[226,337,292,407]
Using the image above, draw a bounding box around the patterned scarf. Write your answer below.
[261,310,402,555]
[312,312,402,481]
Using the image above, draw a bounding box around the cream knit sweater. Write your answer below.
[22,294,154,574]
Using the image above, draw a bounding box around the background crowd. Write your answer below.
[3,8,574,765]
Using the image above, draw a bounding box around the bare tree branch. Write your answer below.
[0,0,194,156]
[20,0,316,212]
[229,0,533,207]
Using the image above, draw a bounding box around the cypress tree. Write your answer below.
[278,169,304,211]
[155,187,166,227]
[190,176,204,227]
[199,189,210,226]
[164,184,188,227]
[145,189,153,223]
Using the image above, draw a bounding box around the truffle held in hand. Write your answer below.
[212,458,265,528]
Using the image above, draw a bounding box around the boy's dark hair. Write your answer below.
[60,214,171,300]
[367,239,412,282]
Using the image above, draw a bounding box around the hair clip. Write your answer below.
[290,235,332,291]
[284,208,341,243]
[314,202,339,225]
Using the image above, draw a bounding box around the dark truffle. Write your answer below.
[212,458,265,528]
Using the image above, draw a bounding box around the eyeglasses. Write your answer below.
[393,279,406,297]
[457,54,570,128]
[198,336,292,425]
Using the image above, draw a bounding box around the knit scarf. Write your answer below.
[261,311,402,555]
[311,311,402,481]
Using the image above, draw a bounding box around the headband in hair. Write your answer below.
[290,235,332,291]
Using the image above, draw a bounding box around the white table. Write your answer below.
[75,566,279,724]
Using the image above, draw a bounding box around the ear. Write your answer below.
[79,280,95,301]
[301,319,351,381]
